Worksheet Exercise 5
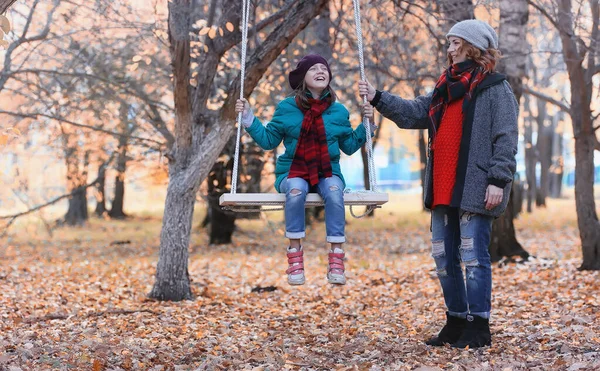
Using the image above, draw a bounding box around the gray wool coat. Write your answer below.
[373,73,518,217]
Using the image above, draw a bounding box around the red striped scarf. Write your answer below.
[429,60,488,140]
[289,97,332,186]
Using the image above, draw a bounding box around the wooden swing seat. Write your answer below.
[219,192,388,208]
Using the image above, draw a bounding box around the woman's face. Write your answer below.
[447,36,467,64]
[304,63,330,92]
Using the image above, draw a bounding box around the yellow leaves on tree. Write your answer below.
[208,27,217,39]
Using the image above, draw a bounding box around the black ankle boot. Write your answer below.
[452,315,492,348]
[425,312,467,346]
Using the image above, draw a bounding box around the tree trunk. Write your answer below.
[236,141,264,220]
[523,94,537,212]
[489,184,529,262]
[536,120,552,206]
[573,135,600,270]
[418,130,427,210]
[0,0,17,14]
[65,186,88,226]
[149,177,195,301]
[512,175,524,217]
[555,0,600,270]
[109,171,126,218]
[109,103,129,219]
[413,85,428,211]
[439,0,474,26]
[206,138,237,244]
[489,0,530,261]
[313,5,332,60]
[535,99,550,207]
[203,136,264,242]
[63,142,89,226]
[94,164,107,216]
[208,193,236,244]
[549,114,564,198]
[360,144,376,217]
[150,0,329,301]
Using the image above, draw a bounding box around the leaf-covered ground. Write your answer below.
[1,196,599,370]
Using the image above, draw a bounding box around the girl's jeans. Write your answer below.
[431,206,493,319]
[279,176,345,243]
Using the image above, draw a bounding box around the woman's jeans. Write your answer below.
[431,206,493,319]
[279,176,345,243]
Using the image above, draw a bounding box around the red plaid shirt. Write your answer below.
[288,97,333,186]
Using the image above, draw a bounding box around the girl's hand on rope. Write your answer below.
[358,80,376,102]
[235,98,254,128]
[484,184,503,210]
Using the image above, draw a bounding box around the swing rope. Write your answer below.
[230,0,251,195]
[349,0,378,217]
[352,0,377,193]
[225,0,381,217]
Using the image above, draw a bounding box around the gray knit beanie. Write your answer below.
[446,19,498,51]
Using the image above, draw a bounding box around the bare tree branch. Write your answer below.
[344,64,437,82]
[215,2,291,55]
[0,0,17,13]
[527,0,590,58]
[3,69,172,109]
[587,0,599,84]
[392,0,445,52]
[522,86,571,112]
[0,110,165,147]
[527,1,566,36]
[0,68,172,112]
[0,0,60,91]
[8,187,54,237]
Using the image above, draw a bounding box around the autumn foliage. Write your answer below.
[1,197,599,369]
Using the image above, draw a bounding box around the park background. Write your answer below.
[0,0,599,370]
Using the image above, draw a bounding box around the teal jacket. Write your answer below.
[245,96,368,192]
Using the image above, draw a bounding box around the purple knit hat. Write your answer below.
[288,54,332,90]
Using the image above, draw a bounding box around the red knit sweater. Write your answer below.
[432,98,464,208]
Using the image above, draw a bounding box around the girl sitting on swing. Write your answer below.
[236,54,375,286]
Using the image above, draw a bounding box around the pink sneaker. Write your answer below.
[327,248,346,285]
[286,246,305,285]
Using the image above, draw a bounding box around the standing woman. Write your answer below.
[359,20,518,348]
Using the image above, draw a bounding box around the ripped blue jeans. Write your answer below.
[431,206,493,319]
[279,176,345,243]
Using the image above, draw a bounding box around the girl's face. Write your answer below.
[304,63,330,92]
[447,36,467,64]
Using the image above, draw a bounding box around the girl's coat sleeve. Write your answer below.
[245,102,287,150]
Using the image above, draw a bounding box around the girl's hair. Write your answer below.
[447,39,502,73]
[294,80,337,111]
